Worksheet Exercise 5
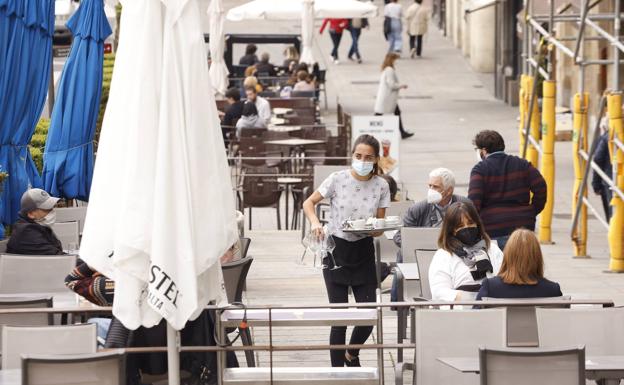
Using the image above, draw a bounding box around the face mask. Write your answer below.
[476,149,484,162]
[455,226,480,246]
[427,189,443,204]
[352,158,374,176]
[36,209,56,227]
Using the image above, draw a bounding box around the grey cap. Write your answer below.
[20,188,59,215]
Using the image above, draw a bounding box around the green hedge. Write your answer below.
[30,118,49,172]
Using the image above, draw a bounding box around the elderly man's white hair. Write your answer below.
[429,167,456,190]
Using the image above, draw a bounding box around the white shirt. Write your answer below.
[318,170,390,242]
[254,96,271,125]
[384,3,402,19]
[428,243,503,301]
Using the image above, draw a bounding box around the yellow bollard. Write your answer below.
[571,93,589,257]
[607,92,624,272]
[519,75,528,156]
[539,80,556,244]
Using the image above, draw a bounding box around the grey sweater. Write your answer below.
[392,194,472,250]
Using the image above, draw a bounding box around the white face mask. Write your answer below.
[36,210,56,227]
[427,189,443,204]
[476,149,484,161]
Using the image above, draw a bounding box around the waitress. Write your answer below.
[303,134,390,367]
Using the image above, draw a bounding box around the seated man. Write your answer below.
[391,168,471,300]
[221,87,244,128]
[245,86,271,126]
[254,52,277,76]
[7,188,63,255]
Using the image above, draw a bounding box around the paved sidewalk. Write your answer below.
[220,0,623,380]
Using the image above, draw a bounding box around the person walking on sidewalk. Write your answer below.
[406,0,429,58]
[374,53,414,139]
[320,18,349,64]
[384,0,403,54]
[347,18,368,63]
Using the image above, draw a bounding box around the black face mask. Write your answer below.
[455,226,480,246]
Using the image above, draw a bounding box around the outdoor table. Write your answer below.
[272,107,293,115]
[264,139,326,173]
[270,117,286,125]
[437,356,624,385]
[277,177,303,230]
[268,124,301,133]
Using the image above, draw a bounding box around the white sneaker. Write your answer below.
[334,59,340,65]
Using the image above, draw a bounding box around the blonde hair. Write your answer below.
[243,76,258,89]
[244,65,257,77]
[381,52,400,71]
[284,46,299,61]
[498,229,544,285]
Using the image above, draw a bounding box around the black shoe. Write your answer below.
[345,355,361,367]
[401,132,414,139]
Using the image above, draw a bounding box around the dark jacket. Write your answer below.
[254,62,277,77]
[239,54,258,66]
[468,152,547,238]
[591,132,613,193]
[476,276,562,300]
[393,194,472,248]
[7,216,63,255]
[222,100,244,127]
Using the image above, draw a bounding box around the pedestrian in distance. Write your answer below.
[374,52,414,139]
[347,18,369,63]
[320,18,349,64]
[405,0,430,58]
[384,0,403,54]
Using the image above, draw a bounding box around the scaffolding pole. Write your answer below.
[524,0,624,268]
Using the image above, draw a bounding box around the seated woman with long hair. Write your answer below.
[476,229,562,299]
[429,201,503,301]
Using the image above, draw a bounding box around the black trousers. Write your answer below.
[329,31,343,59]
[323,275,376,366]
[375,105,407,135]
[408,34,423,56]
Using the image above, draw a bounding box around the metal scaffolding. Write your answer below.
[521,0,624,271]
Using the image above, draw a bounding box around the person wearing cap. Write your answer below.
[7,188,63,255]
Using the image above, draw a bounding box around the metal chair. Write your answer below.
[536,307,624,355]
[222,257,255,367]
[54,207,88,235]
[0,297,53,349]
[395,308,506,385]
[479,346,585,385]
[22,350,126,385]
[415,249,436,300]
[400,227,439,263]
[239,237,251,259]
[0,255,76,295]
[50,221,80,250]
[240,168,283,230]
[482,296,570,347]
[2,324,97,369]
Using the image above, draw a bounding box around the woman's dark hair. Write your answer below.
[381,174,398,201]
[473,130,505,153]
[225,87,241,101]
[245,44,257,55]
[438,201,490,253]
[241,101,258,117]
[352,134,382,175]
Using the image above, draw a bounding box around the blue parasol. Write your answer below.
[0,0,54,224]
[42,0,112,201]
